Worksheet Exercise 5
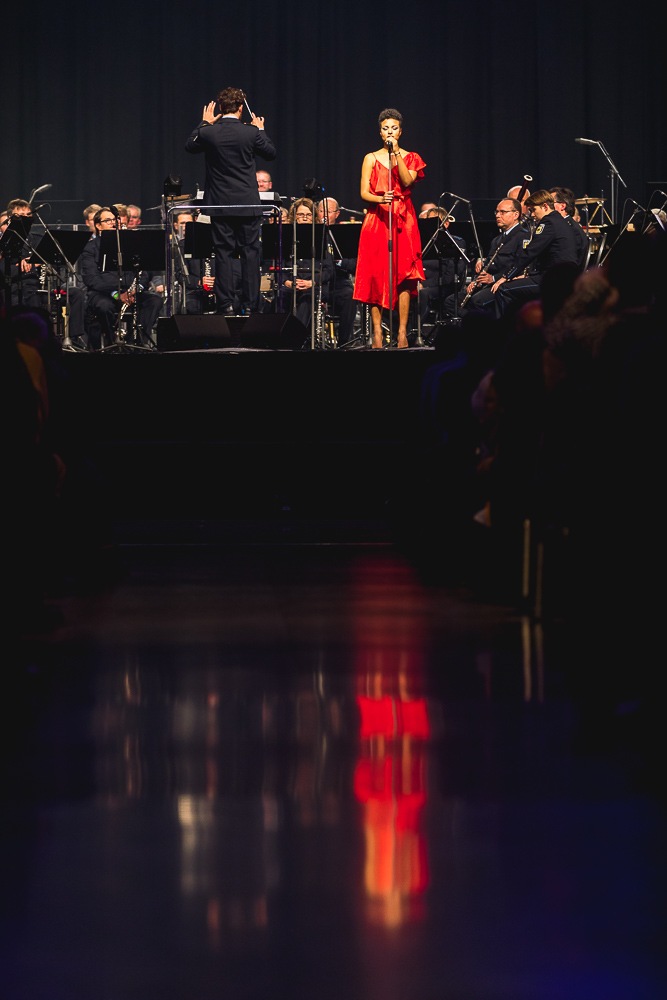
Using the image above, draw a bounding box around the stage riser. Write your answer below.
[62,350,438,519]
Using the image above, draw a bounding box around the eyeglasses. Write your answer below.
[295,213,312,220]
[99,218,116,224]
[495,209,515,214]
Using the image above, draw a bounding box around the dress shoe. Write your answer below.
[219,305,235,316]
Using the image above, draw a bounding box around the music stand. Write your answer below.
[183,221,214,259]
[30,230,91,271]
[0,216,34,306]
[0,214,33,259]
[100,230,166,352]
[418,218,470,332]
[261,223,327,325]
[29,229,91,351]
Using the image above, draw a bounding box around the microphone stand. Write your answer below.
[112,216,125,341]
[310,209,317,351]
[589,140,626,224]
[386,142,394,346]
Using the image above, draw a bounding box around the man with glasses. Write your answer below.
[282,198,333,333]
[78,207,163,350]
[445,198,527,317]
[492,189,580,321]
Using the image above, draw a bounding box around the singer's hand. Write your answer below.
[201,101,221,124]
[380,191,394,204]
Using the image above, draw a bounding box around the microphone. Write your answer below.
[109,205,120,217]
[575,137,598,146]
[440,190,471,204]
[628,198,648,212]
[340,205,365,217]
[29,183,52,203]
[386,140,394,152]
[30,203,49,213]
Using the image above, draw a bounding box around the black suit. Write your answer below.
[448,222,529,316]
[79,236,163,349]
[185,117,276,313]
[496,210,580,319]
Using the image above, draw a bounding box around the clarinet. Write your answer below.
[460,240,504,307]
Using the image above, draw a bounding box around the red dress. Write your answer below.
[353,152,426,310]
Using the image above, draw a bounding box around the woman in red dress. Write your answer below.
[353,108,426,349]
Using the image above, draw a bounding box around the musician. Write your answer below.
[1,199,42,310]
[126,205,142,228]
[419,208,467,327]
[78,207,163,349]
[282,198,333,332]
[492,190,580,320]
[256,170,273,192]
[315,197,358,347]
[507,183,531,217]
[83,204,102,232]
[549,186,589,269]
[171,211,216,315]
[1,199,88,347]
[185,86,276,316]
[446,198,527,316]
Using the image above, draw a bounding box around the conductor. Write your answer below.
[185,86,276,316]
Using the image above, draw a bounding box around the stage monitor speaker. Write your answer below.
[157,313,308,351]
[156,315,232,351]
[241,312,309,350]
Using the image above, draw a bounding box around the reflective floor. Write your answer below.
[4,515,665,1000]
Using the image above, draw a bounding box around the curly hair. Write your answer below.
[377,108,403,126]
[217,87,246,115]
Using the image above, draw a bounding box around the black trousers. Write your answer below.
[494,276,541,320]
[211,215,261,313]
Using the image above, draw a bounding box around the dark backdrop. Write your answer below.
[2,0,665,233]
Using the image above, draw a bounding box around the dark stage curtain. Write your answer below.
[1,0,664,235]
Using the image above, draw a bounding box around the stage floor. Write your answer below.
[60,346,450,526]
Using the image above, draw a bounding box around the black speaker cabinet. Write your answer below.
[157,313,308,351]
[242,313,309,350]
[156,315,232,351]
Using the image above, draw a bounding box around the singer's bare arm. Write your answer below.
[360,153,388,204]
[386,142,418,189]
